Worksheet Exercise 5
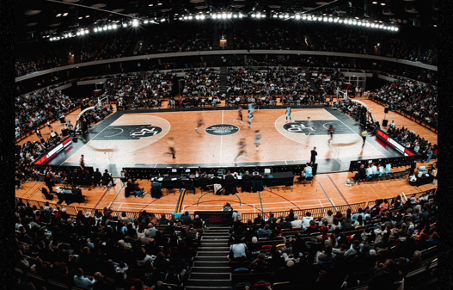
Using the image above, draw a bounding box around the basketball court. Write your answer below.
[16,101,436,216]
[49,106,400,175]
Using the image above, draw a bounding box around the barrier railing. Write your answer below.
[21,188,436,221]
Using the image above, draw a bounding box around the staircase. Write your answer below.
[219,67,228,98]
[185,226,231,290]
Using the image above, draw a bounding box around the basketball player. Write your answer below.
[247,109,253,128]
[286,106,292,123]
[234,138,247,164]
[236,105,243,124]
[46,120,52,130]
[167,137,176,158]
[195,114,204,131]
[328,124,335,143]
[248,102,254,114]
[306,117,315,135]
[79,155,85,170]
[255,130,261,150]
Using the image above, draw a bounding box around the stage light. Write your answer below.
[228,13,232,19]
[93,27,98,32]
[132,19,139,27]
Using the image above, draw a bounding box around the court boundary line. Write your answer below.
[20,181,39,198]
[326,174,350,207]
[93,187,111,209]
[25,184,44,201]
[138,192,176,212]
[313,178,337,210]
[108,183,125,208]
[263,189,303,211]
[366,184,382,199]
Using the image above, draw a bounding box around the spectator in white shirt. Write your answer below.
[290,214,302,228]
[73,268,96,290]
[301,212,314,228]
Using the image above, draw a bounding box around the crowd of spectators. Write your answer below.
[226,67,346,106]
[387,125,437,162]
[181,68,220,97]
[311,31,370,55]
[15,26,438,76]
[15,50,67,76]
[14,199,202,290]
[145,31,213,54]
[228,189,438,288]
[79,37,132,62]
[380,38,437,64]
[15,98,113,192]
[15,88,79,139]
[234,28,303,50]
[371,79,438,128]
[103,71,174,110]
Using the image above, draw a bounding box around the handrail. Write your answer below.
[22,188,435,220]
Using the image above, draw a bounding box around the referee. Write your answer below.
[361,129,367,147]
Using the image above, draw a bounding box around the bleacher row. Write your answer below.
[15,225,205,290]
[17,186,437,289]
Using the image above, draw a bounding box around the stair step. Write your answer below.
[200,242,229,247]
[191,266,231,273]
[199,246,230,251]
[201,237,229,241]
[202,232,230,236]
[186,279,231,287]
[194,260,230,267]
[195,256,229,261]
[197,251,230,256]
[206,226,230,230]
[190,272,231,280]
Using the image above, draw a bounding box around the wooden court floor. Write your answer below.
[16,96,437,215]
[16,171,437,215]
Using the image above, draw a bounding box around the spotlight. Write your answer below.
[132,19,139,27]
[112,24,118,29]
[94,28,98,32]
[122,23,128,27]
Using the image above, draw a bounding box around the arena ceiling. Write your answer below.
[16,0,439,42]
